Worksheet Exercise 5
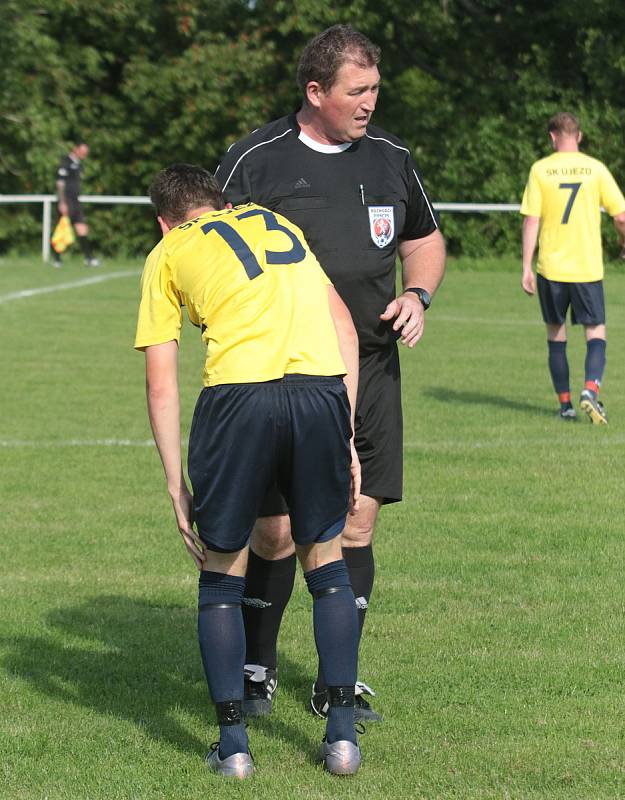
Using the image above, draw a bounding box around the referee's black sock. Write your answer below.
[77,235,94,260]
[343,545,375,640]
[242,550,296,669]
[316,544,374,690]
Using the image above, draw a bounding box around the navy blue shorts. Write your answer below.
[259,345,402,515]
[537,275,605,326]
[188,375,351,552]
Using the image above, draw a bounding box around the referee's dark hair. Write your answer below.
[297,24,380,96]
[149,163,225,226]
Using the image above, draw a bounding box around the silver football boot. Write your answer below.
[206,744,254,779]
[319,739,362,775]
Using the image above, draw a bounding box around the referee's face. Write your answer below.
[317,62,380,144]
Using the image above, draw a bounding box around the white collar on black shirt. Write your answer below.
[298,130,352,154]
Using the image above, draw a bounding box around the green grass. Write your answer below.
[2,253,625,799]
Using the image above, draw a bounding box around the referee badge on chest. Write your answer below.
[368,206,395,248]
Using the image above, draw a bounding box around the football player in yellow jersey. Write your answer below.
[521,112,625,423]
[135,164,363,777]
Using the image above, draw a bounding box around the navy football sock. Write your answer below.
[584,338,606,394]
[197,571,248,758]
[547,340,570,395]
[305,560,358,745]
[242,550,296,669]
[316,545,374,688]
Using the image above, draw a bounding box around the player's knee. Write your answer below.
[296,536,343,573]
[585,324,606,340]
[251,514,294,560]
[342,518,375,547]
[341,496,380,547]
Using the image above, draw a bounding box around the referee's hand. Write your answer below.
[380,293,425,348]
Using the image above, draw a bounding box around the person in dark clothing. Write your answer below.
[52,141,100,267]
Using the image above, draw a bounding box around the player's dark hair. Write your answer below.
[548,112,580,137]
[149,163,225,225]
[296,24,380,96]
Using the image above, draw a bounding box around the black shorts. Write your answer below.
[259,345,403,516]
[537,275,605,326]
[188,375,351,552]
[66,199,85,225]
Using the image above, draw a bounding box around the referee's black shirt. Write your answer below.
[216,114,438,354]
[56,155,82,203]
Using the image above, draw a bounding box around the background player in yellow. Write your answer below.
[135,164,363,777]
[521,111,625,423]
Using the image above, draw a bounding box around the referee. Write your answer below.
[215,24,446,722]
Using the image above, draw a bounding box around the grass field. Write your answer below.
[2,252,625,799]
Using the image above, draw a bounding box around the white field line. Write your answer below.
[0,439,156,448]
[2,435,625,451]
[432,313,625,330]
[404,434,625,451]
[0,269,140,304]
[433,314,540,327]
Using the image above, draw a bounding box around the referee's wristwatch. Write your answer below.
[404,287,431,310]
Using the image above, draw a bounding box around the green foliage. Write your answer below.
[2,0,625,256]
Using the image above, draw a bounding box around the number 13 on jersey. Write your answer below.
[202,208,306,279]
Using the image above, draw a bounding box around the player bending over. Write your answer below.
[135,164,362,778]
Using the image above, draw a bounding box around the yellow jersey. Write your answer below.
[134,203,346,386]
[520,151,625,281]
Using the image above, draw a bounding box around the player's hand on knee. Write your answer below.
[349,440,361,514]
[170,484,204,569]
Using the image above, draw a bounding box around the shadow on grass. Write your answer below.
[1,594,319,762]
[244,651,323,764]
[424,386,555,417]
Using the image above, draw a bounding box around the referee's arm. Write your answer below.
[56,179,68,217]
[380,229,446,348]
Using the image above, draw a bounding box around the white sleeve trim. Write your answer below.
[365,133,410,154]
[365,133,438,229]
[217,128,293,190]
[412,169,438,229]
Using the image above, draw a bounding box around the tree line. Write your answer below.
[2,0,624,257]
